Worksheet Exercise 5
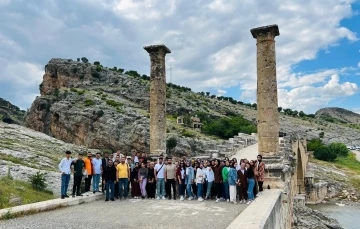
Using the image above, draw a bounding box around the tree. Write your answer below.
[81,57,89,63]
[29,171,47,191]
[299,111,306,117]
[314,146,337,161]
[77,58,80,62]
[328,143,349,157]
[210,95,216,99]
[252,103,257,110]
[206,92,210,96]
[292,110,298,117]
[307,114,315,118]
[166,137,177,154]
[94,61,101,65]
[278,107,282,112]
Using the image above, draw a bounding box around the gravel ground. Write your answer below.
[0,198,247,229]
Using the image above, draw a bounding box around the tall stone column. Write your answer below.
[250,25,280,155]
[144,44,171,155]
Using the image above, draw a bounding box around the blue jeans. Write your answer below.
[197,183,203,198]
[118,178,129,198]
[92,174,100,192]
[186,184,193,198]
[105,180,115,200]
[156,178,165,198]
[223,181,230,200]
[247,178,255,200]
[61,174,70,196]
[179,179,185,196]
[206,181,213,197]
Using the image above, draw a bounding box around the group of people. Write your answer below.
[58,150,265,205]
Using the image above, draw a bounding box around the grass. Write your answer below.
[0,177,54,209]
[333,153,360,173]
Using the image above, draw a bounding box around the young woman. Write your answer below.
[229,162,238,204]
[131,162,141,198]
[176,161,186,201]
[214,159,223,202]
[222,160,230,202]
[146,162,156,199]
[246,162,255,204]
[192,162,198,198]
[138,162,148,199]
[185,160,195,200]
[196,163,205,201]
[205,161,214,200]
[250,160,258,197]
[256,155,265,196]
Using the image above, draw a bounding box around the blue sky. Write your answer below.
[0,0,359,114]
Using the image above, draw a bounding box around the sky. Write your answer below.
[0,0,359,114]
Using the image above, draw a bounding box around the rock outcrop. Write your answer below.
[293,203,343,229]
[0,98,26,125]
[315,107,360,124]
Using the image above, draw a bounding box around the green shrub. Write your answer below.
[106,100,123,107]
[81,57,88,63]
[70,88,84,95]
[29,171,47,191]
[181,130,196,138]
[91,71,100,78]
[95,65,102,72]
[307,138,323,151]
[94,61,100,65]
[314,146,337,161]
[328,143,349,157]
[85,99,95,107]
[166,137,177,154]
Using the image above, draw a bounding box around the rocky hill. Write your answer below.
[24,58,360,155]
[315,107,360,124]
[0,98,26,125]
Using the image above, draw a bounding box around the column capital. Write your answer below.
[250,24,280,39]
[144,44,171,54]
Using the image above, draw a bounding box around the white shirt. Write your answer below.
[92,158,102,174]
[58,158,73,174]
[155,163,165,179]
[134,156,139,163]
[180,168,185,179]
[196,168,204,184]
[205,167,214,182]
[236,164,241,171]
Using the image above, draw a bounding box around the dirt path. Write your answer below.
[233,143,258,161]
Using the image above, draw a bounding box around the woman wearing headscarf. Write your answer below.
[222,160,230,202]
[176,160,186,201]
[246,162,255,204]
[130,162,141,198]
[138,162,148,199]
[214,159,223,202]
[229,162,238,204]
[185,160,195,200]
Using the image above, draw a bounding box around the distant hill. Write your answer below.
[315,107,360,124]
[0,98,26,125]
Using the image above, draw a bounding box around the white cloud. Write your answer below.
[358,62,360,68]
[217,89,226,96]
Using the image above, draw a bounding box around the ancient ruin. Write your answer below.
[144,44,171,155]
[251,24,280,156]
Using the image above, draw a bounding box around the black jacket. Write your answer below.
[104,165,117,182]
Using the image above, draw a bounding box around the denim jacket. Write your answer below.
[228,168,238,186]
[185,167,194,185]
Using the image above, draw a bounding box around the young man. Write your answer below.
[155,156,166,200]
[83,152,93,192]
[58,151,73,199]
[71,152,85,198]
[92,152,102,193]
[116,157,130,200]
[165,157,177,200]
[101,152,110,193]
[103,159,117,201]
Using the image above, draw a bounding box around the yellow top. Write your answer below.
[116,163,129,179]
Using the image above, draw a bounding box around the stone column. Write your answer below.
[250,25,280,155]
[144,44,171,155]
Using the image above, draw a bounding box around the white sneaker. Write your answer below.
[156,197,160,200]
[246,200,252,205]
[198,197,204,202]
[256,193,261,197]
[232,201,237,204]
[226,199,230,202]
[188,197,193,200]
[180,196,184,201]
[162,196,166,200]
[215,198,220,203]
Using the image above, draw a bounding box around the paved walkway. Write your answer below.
[0,198,247,229]
[233,143,258,162]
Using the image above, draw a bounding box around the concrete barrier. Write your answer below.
[0,193,103,219]
[227,189,283,229]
